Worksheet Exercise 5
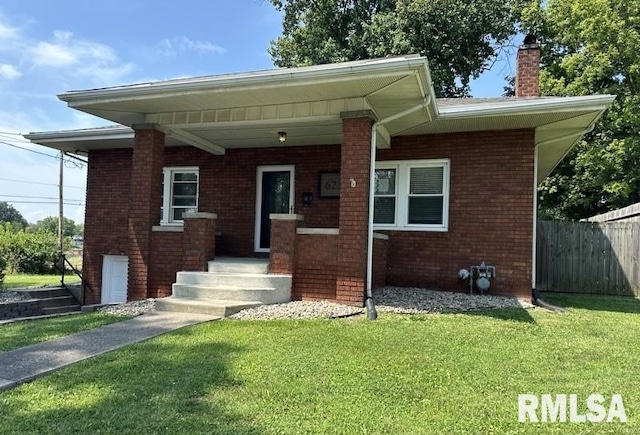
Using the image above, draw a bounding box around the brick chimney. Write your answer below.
[515,35,540,98]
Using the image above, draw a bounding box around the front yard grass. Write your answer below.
[0,312,132,352]
[2,274,75,289]
[0,293,638,434]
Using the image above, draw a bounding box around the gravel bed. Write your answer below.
[99,298,157,317]
[374,286,533,314]
[229,300,363,320]
[0,290,30,303]
[229,287,532,320]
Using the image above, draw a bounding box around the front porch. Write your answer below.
[153,210,389,314]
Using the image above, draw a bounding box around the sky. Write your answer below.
[0,1,516,225]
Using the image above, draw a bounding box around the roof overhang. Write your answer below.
[26,56,615,183]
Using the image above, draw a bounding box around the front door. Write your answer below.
[255,165,295,252]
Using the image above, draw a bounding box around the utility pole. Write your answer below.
[58,151,64,262]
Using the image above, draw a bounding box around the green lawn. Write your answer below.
[0,293,638,434]
[0,312,132,352]
[2,274,79,289]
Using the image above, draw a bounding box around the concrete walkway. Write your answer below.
[0,311,218,391]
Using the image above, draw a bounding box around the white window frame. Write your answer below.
[161,167,199,225]
[373,159,450,232]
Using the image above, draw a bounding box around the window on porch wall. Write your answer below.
[160,167,199,225]
[374,159,449,231]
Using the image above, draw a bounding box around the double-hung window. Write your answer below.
[161,167,199,225]
[374,159,449,231]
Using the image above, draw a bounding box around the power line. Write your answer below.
[0,140,86,167]
[0,194,85,201]
[0,177,84,190]
[4,200,85,206]
[0,140,60,159]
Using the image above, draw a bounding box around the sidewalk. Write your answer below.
[0,311,218,391]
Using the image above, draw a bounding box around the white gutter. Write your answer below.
[366,95,433,298]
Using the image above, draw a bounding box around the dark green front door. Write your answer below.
[257,167,293,251]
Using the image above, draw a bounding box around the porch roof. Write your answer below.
[25,55,615,183]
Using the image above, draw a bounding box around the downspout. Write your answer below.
[365,92,433,320]
[531,135,568,313]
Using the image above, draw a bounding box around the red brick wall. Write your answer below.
[293,233,338,301]
[150,231,183,297]
[377,129,535,298]
[183,216,216,271]
[336,116,373,306]
[268,217,302,274]
[128,128,164,300]
[84,128,533,302]
[164,145,341,256]
[83,149,132,305]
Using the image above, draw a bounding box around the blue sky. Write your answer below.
[0,1,515,224]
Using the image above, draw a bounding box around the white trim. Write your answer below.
[373,159,450,231]
[297,228,339,235]
[373,232,389,240]
[152,225,184,232]
[183,212,217,219]
[270,213,304,221]
[254,165,295,253]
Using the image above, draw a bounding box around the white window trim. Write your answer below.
[161,166,199,226]
[373,159,450,232]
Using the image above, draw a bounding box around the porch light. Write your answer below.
[278,131,287,142]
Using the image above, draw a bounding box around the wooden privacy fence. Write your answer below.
[536,220,640,296]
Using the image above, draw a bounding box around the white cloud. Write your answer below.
[0,19,18,40]
[24,30,134,86]
[0,64,21,79]
[158,36,226,56]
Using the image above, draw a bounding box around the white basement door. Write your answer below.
[101,255,128,304]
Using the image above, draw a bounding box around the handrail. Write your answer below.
[60,252,92,304]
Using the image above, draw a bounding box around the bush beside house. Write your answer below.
[0,223,71,274]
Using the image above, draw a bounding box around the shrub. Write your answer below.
[0,253,5,287]
[0,223,71,274]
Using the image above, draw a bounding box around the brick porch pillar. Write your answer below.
[128,125,165,300]
[269,214,304,274]
[336,111,375,306]
[183,212,217,271]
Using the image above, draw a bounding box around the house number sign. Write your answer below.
[319,172,340,198]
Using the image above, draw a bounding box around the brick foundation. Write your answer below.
[269,215,303,274]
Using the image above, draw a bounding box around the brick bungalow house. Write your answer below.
[26,43,614,313]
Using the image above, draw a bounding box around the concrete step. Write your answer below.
[42,305,82,315]
[38,296,79,309]
[18,287,69,299]
[172,283,289,305]
[176,271,290,288]
[208,257,269,274]
[156,297,259,317]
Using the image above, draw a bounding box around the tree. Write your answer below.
[29,216,78,238]
[269,0,526,97]
[522,0,640,220]
[0,202,28,230]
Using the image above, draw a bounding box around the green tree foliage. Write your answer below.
[269,0,526,97]
[522,0,640,220]
[29,216,79,238]
[0,223,70,274]
[0,201,28,230]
